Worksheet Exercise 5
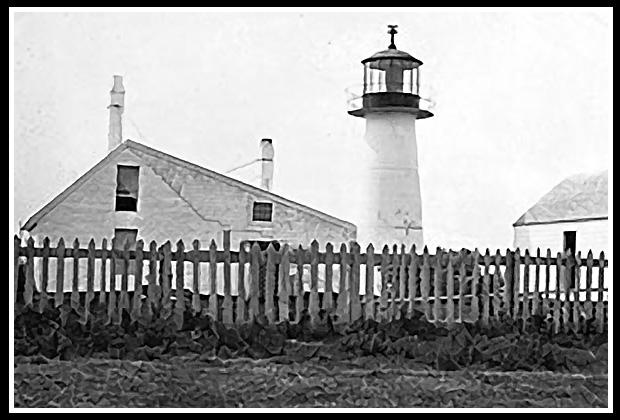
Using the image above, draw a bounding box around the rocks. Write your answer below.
[13,357,609,408]
[13,298,608,375]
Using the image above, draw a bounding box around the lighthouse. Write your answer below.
[346,25,433,249]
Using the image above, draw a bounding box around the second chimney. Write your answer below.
[107,75,125,152]
[260,139,274,192]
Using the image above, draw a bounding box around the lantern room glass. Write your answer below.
[363,59,420,95]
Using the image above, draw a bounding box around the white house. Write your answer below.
[19,76,357,296]
[21,75,356,251]
[513,169,608,256]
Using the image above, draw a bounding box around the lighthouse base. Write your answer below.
[356,225,424,251]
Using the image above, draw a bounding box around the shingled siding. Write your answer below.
[129,147,356,249]
[26,146,356,250]
[25,148,223,248]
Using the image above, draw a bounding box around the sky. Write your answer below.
[11,9,611,251]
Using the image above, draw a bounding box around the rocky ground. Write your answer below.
[13,298,608,408]
[14,354,607,408]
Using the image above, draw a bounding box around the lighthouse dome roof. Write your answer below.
[361,48,423,66]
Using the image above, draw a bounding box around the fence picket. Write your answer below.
[513,249,521,319]
[470,250,480,323]
[131,240,144,323]
[25,237,35,308]
[597,252,605,302]
[336,243,349,324]
[386,245,400,321]
[160,241,172,321]
[379,245,390,323]
[458,250,466,323]
[365,243,375,320]
[39,237,51,313]
[446,252,455,326]
[573,252,582,333]
[350,243,362,322]
[554,252,562,334]
[192,240,201,315]
[388,245,400,320]
[399,244,407,318]
[85,239,95,323]
[108,238,118,324]
[522,249,531,326]
[481,249,491,325]
[222,231,233,324]
[493,250,502,317]
[174,240,185,329]
[421,247,431,322]
[562,251,573,333]
[14,236,20,304]
[309,240,320,322]
[432,248,442,325]
[249,243,261,321]
[583,251,594,322]
[324,243,334,312]
[407,245,418,318]
[533,248,541,316]
[209,239,219,321]
[147,241,159,316]
[504,250,514,318]
[266,243,278,323]
[595,252,605,333]
[236,241,247,325]
[543,249,552,316]
[278,244,290,322]
[294,245,305,323]
[99,239,107,306]
[119,238,131,318]
[54,238,66,308]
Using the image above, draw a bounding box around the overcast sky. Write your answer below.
[11,9,611,251]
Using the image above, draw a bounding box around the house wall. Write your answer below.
[513,219,609,300]
[27,148,224,248]
[25,146,357,293]
[129,146,356,249]
[28,147,356,249]
[513,219,608,256]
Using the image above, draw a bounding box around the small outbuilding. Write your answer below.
[513,170,608,256]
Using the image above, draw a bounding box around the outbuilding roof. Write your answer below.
[513,170,608,227]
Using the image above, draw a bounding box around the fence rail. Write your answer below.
[14,233,609,334]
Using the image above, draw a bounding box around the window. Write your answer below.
[563,231,576,255]
[115,165,140,211]
[252,202,273,222]
[113,228,138,275]
[563,231,577,288]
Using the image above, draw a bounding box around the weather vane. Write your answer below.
[387,25,398,49]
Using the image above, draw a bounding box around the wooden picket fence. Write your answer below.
[14,232,609,334]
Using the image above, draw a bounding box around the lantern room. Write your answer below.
[347,25,434,119]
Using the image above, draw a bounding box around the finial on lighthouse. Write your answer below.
[387,25,398,49]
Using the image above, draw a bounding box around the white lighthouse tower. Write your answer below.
[346,25,434,249]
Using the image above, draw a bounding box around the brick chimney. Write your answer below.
[107,75,125,151]
[260,139,274,192]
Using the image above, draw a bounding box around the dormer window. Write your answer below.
[115,165,139,212]
[252,202,273,222]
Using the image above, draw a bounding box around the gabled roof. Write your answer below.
[22,139,356,232]
[513,170,608,227]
